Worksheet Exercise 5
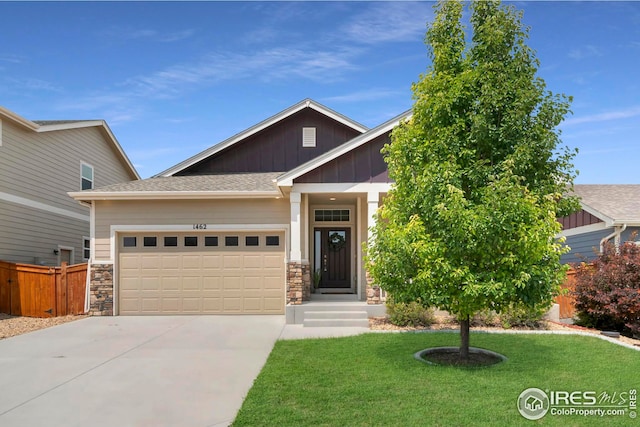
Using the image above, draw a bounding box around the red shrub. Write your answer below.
[572,235,640,337]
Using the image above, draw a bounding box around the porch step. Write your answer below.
[303,309,369,328]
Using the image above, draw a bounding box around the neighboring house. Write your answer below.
[70,99,406,317]
[0,106,139,266]
[559,184,640,264]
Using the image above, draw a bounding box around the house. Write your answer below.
[559,184,640,264]
[0,106,140,266]
[70,99,405,318]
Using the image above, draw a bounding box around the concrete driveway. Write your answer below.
[0,315,286,427]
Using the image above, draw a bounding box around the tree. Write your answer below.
[366,0,579,359]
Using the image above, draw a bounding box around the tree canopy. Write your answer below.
[366,0,578,357]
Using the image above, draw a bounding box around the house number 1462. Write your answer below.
[193,224,207,230]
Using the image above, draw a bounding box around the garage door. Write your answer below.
[118,232,285,315]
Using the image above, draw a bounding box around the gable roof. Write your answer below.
[0,106,140,180]
[156,99,369,177]
[573,184,640,226]
[69,172,282,201]
[276,110,411,186]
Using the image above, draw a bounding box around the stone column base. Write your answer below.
[287,261,310,304]
[89,264,114,315]
[366,271,383,305]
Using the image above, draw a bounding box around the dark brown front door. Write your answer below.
[316,228,351,288]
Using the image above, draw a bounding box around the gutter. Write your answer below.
[600,223,627,253]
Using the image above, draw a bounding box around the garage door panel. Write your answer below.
[223,255,242,269]
[119,232,284,315]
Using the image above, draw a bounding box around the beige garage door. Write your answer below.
[118,232,285,315]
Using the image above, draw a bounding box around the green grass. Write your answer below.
[233,332,639,427]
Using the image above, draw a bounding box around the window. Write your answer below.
[302,127,316,147]
[245,236,259,246]
[225,236,239,247]
[81,162,94,190]
[184,236,198,247]
[123,237,137,247]
[143,236,157,247]
[205,236,218,247]
[164,236,178,247]
[314,209,350,222]
[266,236,280,246]
[83,237,90,260]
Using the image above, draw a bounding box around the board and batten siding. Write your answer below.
[0,119,136,265]
[93,199,290,261]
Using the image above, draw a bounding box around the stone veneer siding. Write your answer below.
[287,261,310,304]
[366,271,383,305]
[90,264,114,316]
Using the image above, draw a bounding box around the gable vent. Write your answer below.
[302,127,316,147]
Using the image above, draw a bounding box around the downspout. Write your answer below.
[600,223,627,253]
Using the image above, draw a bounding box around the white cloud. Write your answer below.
[568,45,602,60]
[322,88,403,103]
[563,106,640,126]
[102,27,195,43]
[342,2,432,44]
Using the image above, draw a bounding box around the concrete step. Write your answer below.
[303,318,371,328]
[304,310,368,320]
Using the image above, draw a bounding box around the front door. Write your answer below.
[315,228,351,288]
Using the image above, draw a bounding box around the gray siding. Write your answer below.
[0,119,136,265]
[0,200,88,265]
[561,229,611,264]
[561,226,640,265]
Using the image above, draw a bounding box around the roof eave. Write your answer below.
[68,190,282,201]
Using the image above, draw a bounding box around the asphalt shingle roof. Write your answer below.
[84,172,283,194]
[573,184,640,222]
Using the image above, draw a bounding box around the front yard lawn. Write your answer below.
[233,332,639,426]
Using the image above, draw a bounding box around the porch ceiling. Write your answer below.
[307,193,363,204]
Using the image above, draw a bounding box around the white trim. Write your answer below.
[290,192,302,261]
[156,99,368,177]
[356,196,362,300]
[68,190,280,201]
[580,204,614,227]
[0,191,89,221]
[559,222,608,238]
[0,118,3,146]
[292,182,392,194]
[277,110,411,186]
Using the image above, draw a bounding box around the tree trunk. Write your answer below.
[460,315,470,359]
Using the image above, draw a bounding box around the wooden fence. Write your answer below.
[555,268,577,319]
[0,261,87,318]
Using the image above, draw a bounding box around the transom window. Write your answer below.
[314,209,350,222]
[81,162,94,190]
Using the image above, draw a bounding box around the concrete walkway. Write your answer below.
[0,316,369,427]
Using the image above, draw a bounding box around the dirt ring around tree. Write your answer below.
[414,346,507,367]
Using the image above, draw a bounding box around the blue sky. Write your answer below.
[1,1,639,182]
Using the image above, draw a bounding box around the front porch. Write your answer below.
[285,293,387,326]
[285,184,389,309]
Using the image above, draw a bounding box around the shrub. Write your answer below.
[499,304,548,329]
[471,304,548,329]
[573,235,640,337]
[386,297,435,327]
